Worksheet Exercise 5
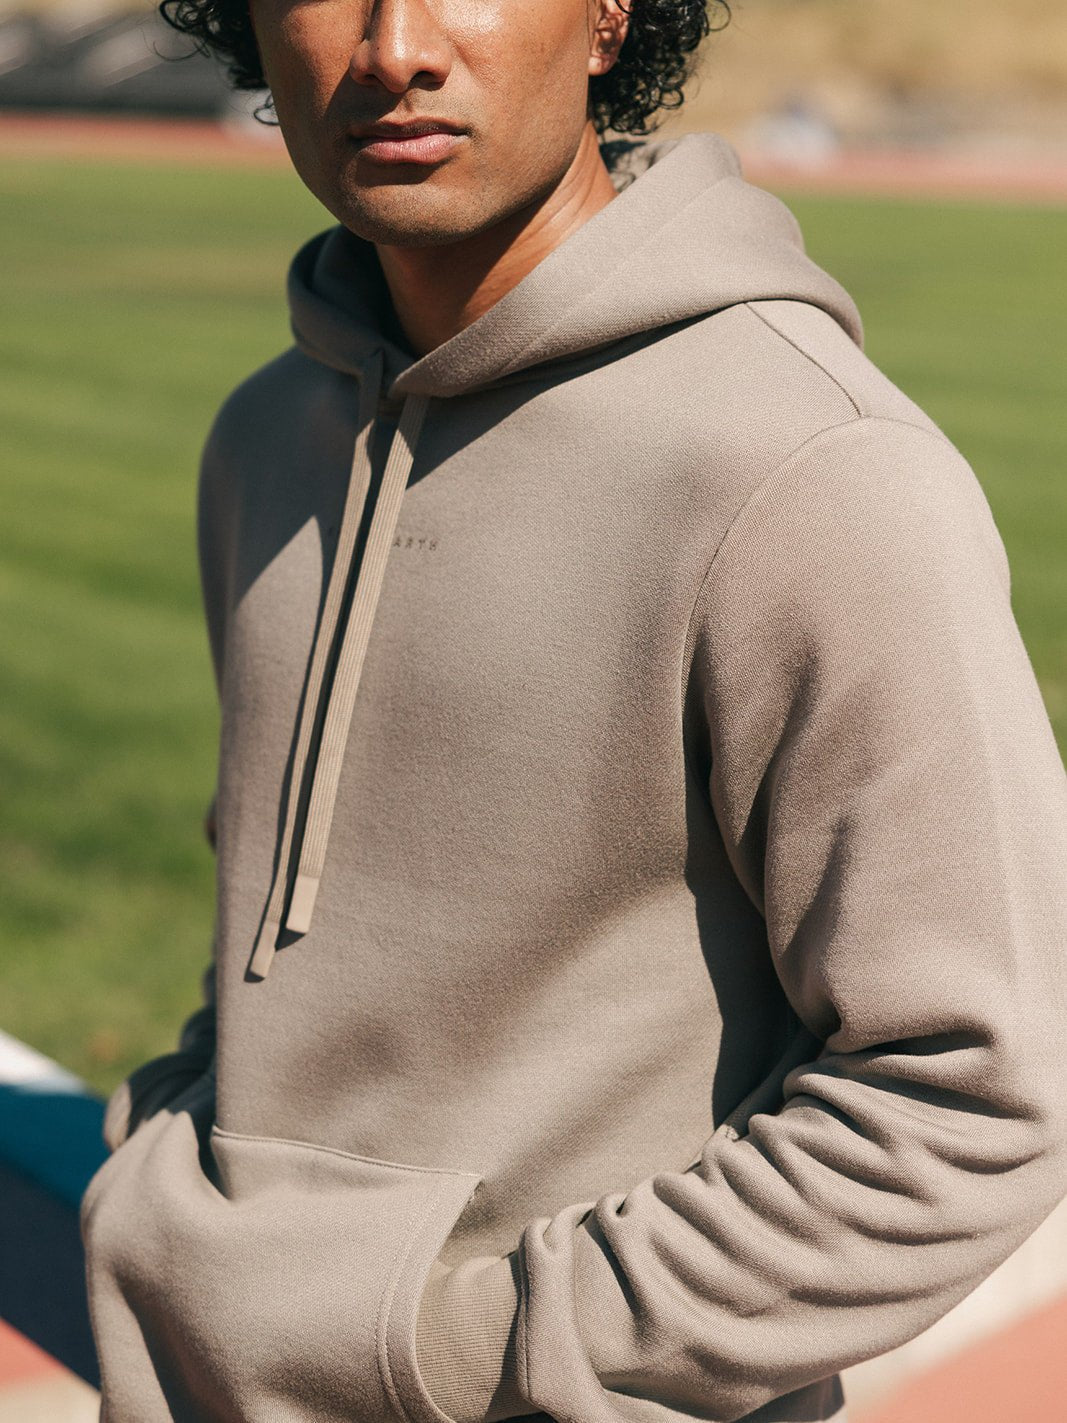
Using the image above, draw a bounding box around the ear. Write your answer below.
[588,0,630,77]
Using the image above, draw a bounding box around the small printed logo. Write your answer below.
[393,534,438,551]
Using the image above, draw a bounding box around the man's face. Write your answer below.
[248,0,625,247]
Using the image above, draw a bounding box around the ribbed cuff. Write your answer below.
[414,1250,527,1423]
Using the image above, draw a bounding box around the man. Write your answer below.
[80,0,1067,1420]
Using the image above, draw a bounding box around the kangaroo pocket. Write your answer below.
[80,1076,484,1423]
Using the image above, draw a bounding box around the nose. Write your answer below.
[349,0,453,93]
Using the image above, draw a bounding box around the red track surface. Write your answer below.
[0,111,290,166]
[2,111,1067,203]
[861,1293,1067,1423]
[0,1319,62,1386]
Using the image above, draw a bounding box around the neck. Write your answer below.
[375,123,618,358]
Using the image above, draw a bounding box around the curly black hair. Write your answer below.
[159,0,730,136]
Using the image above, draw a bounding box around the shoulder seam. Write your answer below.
[742,300,864,420]
[679,413,957,699]
[678,414,969,800]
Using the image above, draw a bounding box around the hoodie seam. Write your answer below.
[741,301,864,419]
[678,413,863,811]
[678,413,961,802]
[210,1125,480,1178]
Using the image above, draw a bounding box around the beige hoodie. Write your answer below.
[81,132,1067,1423]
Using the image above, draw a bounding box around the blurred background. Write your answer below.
[1,0,1065,1418]
[3,0,1067,153]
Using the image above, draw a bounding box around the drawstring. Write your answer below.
[286,390,428,931]
[249,353,428,979]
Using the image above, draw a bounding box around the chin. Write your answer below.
[333,185,504,249]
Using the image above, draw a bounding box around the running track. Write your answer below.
[2,111,1067,203]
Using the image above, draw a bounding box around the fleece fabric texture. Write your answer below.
[80,131,1067,1423]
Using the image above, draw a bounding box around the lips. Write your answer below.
[350,120,467,166]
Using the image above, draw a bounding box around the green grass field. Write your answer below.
[2,157,1064,1097]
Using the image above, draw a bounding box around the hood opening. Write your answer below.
[286,131,862,406]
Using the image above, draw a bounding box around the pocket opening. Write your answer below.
[84,1106,487,1423]
[379,1167,485,1423]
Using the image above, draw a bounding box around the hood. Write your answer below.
[250,131,864,979]
[287,130,863,401]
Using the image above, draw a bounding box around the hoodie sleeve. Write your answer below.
[414,415,1067,1423]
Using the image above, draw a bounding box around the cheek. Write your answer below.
[254,1,354,106]
[447,0,592,102]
